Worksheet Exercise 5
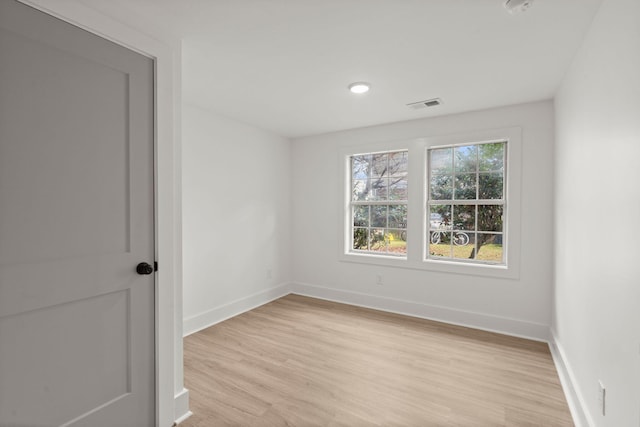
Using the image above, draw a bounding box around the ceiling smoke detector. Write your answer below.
[407,98,442,110]
[504,0,534,14]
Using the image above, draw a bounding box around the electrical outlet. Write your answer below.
[376,274,383,285]
[598,381,606,416]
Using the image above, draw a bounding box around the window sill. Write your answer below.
[339,252,518,279]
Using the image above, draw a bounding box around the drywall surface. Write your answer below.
[182,103,291,334]
[554,0,640,425]
[291,101,555,339]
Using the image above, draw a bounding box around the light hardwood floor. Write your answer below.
[181,295,573,426]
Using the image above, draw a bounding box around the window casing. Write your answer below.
[340,127,520,279]
[349,150,408,257]
[426,141,506,265]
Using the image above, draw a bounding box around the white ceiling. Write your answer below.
[78,0,602,138]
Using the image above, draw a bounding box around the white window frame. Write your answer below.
[339,127,521,279]
[340,140,413,268]
[425,140,507,266]
[349,149,409,259]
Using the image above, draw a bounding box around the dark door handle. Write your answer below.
[136,262,154,275]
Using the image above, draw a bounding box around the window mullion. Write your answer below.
[474,204,478,259]
[428,199,503,206]
[352,200,406,206]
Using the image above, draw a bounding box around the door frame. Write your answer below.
[15,1,184,425]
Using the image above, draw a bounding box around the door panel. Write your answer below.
[0,1,155,426]
[0,290,130,424]
[0,28,131,266]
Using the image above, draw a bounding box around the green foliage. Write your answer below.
[353,228,367,250]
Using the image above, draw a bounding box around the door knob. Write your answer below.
[136,262,154,275]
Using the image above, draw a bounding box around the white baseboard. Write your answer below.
[549,329,593,427]
[174,388,191,425]
[182,283,291,336]
[290,282,550,342]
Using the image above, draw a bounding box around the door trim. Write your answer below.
[16,1,184,425]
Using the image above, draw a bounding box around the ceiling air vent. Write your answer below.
[407,98,442,110]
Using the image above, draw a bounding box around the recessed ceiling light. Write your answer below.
[348,82,370,94]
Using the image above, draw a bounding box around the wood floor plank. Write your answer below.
[181,295,573,426]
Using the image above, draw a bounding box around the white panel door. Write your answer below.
[0,1,155,426]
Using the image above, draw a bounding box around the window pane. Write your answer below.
[479,143,504,172]
[453,205,475,231]
[429,204,451,229]
[353,205,369,227]
[386,229,407,255]
[371,205,388,228]
[368,177,388,201]
[352,154,371,180]
[454,173,477,200]
[429,230,452,258]
[352,179,368,201]
[430,174,452,200]
[388,204,407,229]
[431,148,452,173]
[352,228,368,250]
[476,234,503,262]
[389,151,408,177]
[371,153,388,177]
[369,228,386,252]
[479,172,503,199]
[454,145,477,173]
[389,178,408,200]
[478,205,503,232]
[451,232,475,260]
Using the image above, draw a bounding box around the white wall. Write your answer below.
[182,103,291,335]
[553,0,640,425]
[291,100,555,340]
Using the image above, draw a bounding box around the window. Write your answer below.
[350,150,408,257]
[427,141,506,265]
[341,127,520,278]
